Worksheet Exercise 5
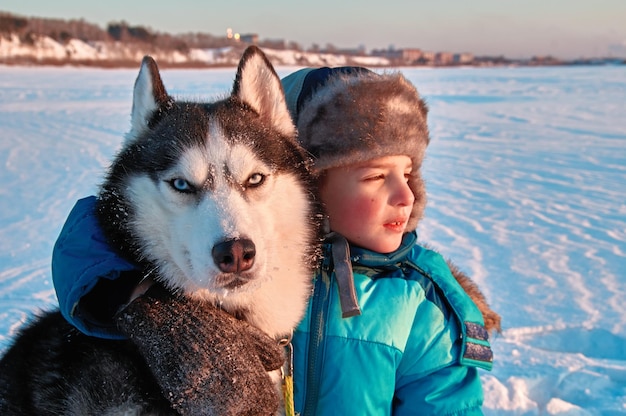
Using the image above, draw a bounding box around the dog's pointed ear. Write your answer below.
[232,46,296,138]
[126,56,171,143]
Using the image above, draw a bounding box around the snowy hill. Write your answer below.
[0,33,389,67]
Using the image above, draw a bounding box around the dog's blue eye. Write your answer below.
[169,178,194,193]
[247,173,265,188]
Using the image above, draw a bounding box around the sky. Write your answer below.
[2,0,626,59]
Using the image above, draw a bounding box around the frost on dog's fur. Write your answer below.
[0,46,322,415]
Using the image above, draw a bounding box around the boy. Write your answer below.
[52,66,495,415]
[281,67,493,414]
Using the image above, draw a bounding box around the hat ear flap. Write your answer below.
[405,171,426,232]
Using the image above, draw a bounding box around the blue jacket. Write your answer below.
[53,196,137,339]
[293,232,491,415]
[53,196,492,415]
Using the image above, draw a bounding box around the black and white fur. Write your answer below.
[0,46,321,415]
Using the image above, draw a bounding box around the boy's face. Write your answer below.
[319,155,414,253]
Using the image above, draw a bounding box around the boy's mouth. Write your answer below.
[384,218,408,231]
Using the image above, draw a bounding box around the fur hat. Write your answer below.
[281,67,430,231]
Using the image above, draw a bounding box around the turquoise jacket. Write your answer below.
[292,232,491,415]
[52,197,492,415]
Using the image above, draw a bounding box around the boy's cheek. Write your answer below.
[338,199,376,229]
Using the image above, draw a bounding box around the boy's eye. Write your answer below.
[364,174,384,181]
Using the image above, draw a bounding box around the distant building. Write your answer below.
[239,33,258,44]
[435,52,454,65]
[400,48,423,63]
[453,52,474,64]
[371,47,423,64]
[419,51,436,65]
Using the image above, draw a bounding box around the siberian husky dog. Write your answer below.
[0,46,321,415]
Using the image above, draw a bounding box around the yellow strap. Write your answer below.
[280,332,297,416]
[282,375,295,416]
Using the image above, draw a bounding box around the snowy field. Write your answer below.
[0,62,625,415]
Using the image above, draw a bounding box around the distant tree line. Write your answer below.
[0,11,309,52]
[1,12,108,44]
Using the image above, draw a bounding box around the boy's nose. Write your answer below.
[392,181,415,207]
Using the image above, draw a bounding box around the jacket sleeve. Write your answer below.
[393,302,485,415]
[394,363,484,415]
[393,246,489,415]
[52,196,140,339]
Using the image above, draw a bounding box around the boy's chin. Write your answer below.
[362,235,404,254]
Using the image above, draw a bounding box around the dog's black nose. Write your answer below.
[212,238,256,273]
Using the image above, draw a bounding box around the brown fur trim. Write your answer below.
[447,260,502,335]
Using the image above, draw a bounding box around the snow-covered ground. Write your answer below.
[0,62,624,415]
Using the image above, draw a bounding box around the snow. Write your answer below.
[1,63,625,415]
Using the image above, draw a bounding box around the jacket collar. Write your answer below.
[324,231,417,318]
[348,231,417,268]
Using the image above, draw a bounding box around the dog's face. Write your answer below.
[97,47,320,336]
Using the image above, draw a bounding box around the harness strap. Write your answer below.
[327,232,361,318]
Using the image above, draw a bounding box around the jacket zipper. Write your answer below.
[302,246,332,416]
